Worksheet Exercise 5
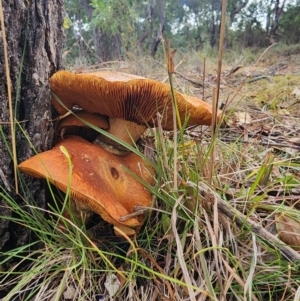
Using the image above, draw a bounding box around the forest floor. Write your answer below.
[2,44,300,300]
[89,44,300,300]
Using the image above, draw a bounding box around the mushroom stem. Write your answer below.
[103,118,147,146]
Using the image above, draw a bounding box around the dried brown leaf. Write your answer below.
[276,214,300,251]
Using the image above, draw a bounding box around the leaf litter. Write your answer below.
[3,50,300,301]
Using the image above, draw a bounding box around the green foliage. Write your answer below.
[62,0,300,62]
[279,4,300,43]
[63,17,72,29]
[90,0,136,35]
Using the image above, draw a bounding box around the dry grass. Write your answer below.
[1,46,300,300]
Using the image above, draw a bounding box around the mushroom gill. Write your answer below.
[50,70,222,145]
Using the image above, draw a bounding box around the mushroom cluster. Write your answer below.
[18,70,221,235]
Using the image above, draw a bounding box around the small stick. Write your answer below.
[0,168,11,192]
[203,57,206,99]
[208,88,217,184]
[215,0,227,114]
[196,182,300,263]
[119,206,149,222]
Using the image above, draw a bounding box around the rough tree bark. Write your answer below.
[0,1,64,251]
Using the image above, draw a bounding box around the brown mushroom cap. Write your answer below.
[50,70,221,130]
[18,136,155,228]
[56,111,109,141]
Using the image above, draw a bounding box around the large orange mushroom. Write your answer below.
[18,136,155,230]
[50,70,222,145]
[19,69,222,235]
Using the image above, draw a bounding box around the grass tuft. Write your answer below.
[1,37,300,299]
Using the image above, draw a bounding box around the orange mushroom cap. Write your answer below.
[56,111,109,141]
[18,136,155,228]
[50,70,222,130]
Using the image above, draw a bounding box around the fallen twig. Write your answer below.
[248,75,273,83]
[219,137,300,150]
[192,182,300,263]
[172,70,205,88]
[0,168,11,192]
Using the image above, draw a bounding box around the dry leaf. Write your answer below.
[278,109,290,116]
[287,137,300,145]
[227,111,252,127]
[276,214,300,251]
[63,285,76,300]
[291,87,300,98]
[104,274,121,297]
[234,111,252,125]
[116,266,127,289]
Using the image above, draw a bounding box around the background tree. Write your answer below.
[85,0,135,61]
[279,3,300,44]
[0,1,64,251]
[63,0,137,63]
[62,0,300,63]
[268,0,287,43]
[136,0,166,56]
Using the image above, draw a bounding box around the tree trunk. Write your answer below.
[81,0,122,62]
[269,0,287,43]
[150,0,165,57]
[0,1,64,251]
[229,0,249,23]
